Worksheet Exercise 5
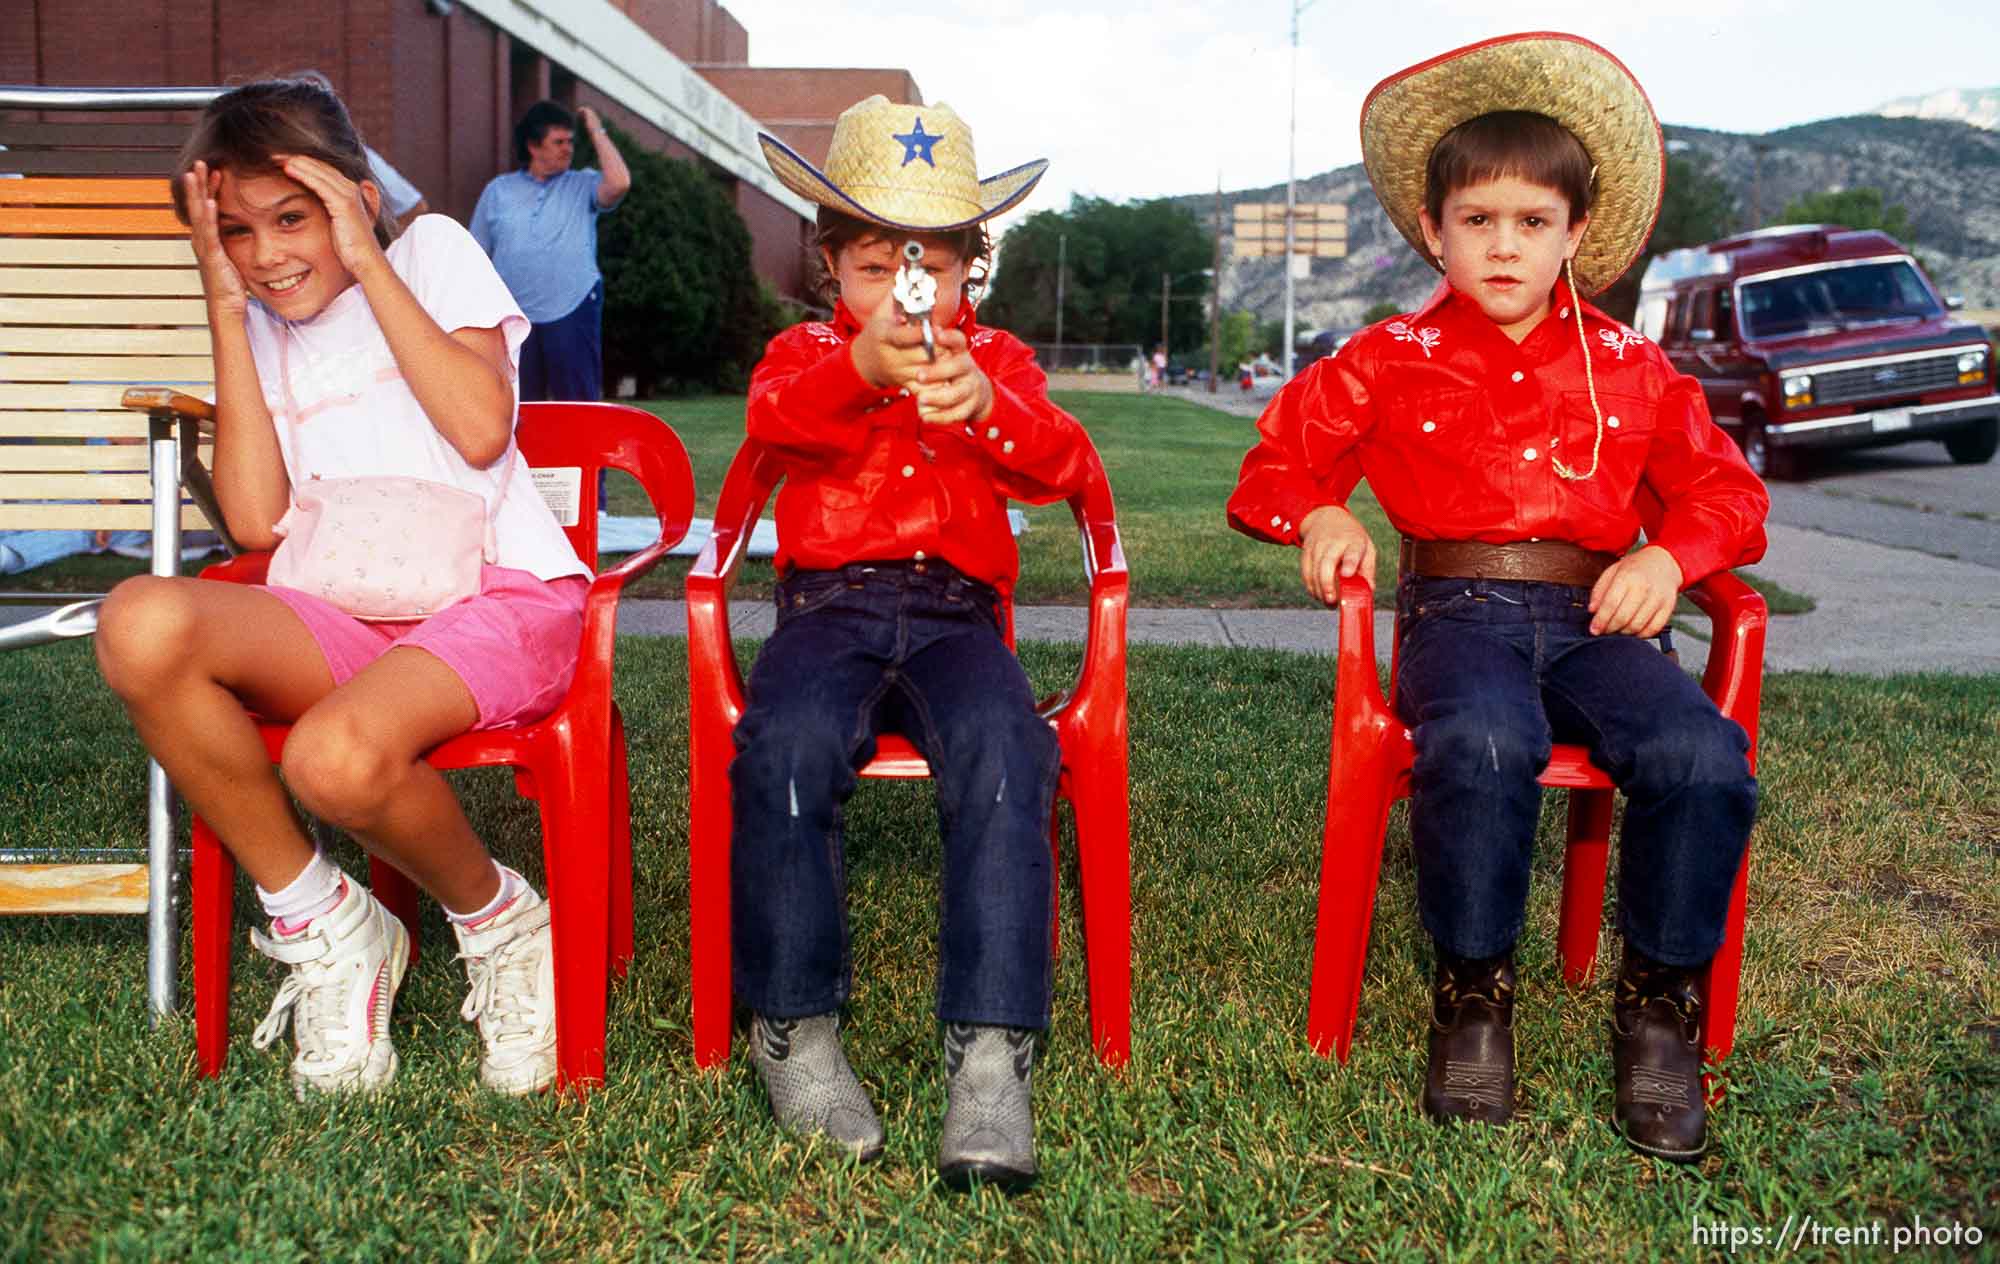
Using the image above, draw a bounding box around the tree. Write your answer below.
[1596,152,1739,323]
[982,196,1213,353]
[1361,300,1403,324]
[1208,310,1258,370]
[1775,187,1913,240]
[576,123,777,393]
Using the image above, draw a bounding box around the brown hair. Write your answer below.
[172,73,394,249]
[810,207,991,307]
[1424,110,1594,226]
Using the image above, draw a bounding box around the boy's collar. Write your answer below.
[1416,274,1608,331]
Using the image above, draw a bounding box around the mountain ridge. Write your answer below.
[1180,114,2000,332]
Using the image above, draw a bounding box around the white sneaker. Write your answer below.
[454,887,558,1095]
[249,880,409,1099]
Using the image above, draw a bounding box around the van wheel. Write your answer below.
[1743,416,1798,480]
[1943,418,1998,465]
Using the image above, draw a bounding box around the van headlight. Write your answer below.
[1782,373,1813,407]
[1959,348,1990,384]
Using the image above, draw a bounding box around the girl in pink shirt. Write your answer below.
[95,76,583,1100]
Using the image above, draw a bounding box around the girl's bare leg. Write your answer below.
[279,646,500,914]
[95,576,336,891]
[96,577,501,912]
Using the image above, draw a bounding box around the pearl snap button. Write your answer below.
[1284,521,1293,533]
[986,426,1000,440]
[1558,307,1570,318]
[1523,447,1539,461]
[914,550,926,560]
[1002,440,1015,453]
[1422,420,1437,433]
[1608,416,1621,428]
[900,464,915,478]
[1270,515,1281,527]
[1511,371,1525,383]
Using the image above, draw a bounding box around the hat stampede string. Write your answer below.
[1552,257,1604,482]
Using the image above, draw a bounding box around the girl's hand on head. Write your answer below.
[183,162,248,317]
[911,330,993,426]
[277,153,386,279]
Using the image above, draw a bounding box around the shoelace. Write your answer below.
[251,957,352,1062]
[459,934,544,1057]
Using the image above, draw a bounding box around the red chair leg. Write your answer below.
[1066,749,1131,1068]
[610,706,634,979]
[1307,737,1404,1061]
[538,777,610,1093]
[1699,837,1752,1100]
[1557,788,1616,986]
[191,815,236,1079]
[1046,798,1063,964]
[367,856,423,967]
[688,741,735,1069]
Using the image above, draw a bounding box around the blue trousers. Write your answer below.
[519,281,603,403]
[1393,577,1757,967]
[729,561,1061,1029]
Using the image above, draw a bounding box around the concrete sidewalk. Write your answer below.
[607,521,1999,677]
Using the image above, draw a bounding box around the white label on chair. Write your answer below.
[529,467,582,526]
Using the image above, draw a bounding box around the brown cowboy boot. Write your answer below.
[1422,950,1516,1125]
[1611,946,1708,1163]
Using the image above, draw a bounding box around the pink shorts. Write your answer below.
[262,565,590,729]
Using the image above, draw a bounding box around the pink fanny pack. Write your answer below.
[266,326,510,622]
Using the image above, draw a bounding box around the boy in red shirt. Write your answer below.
[734,96,1093,1190]
[1228,34,1768,1161]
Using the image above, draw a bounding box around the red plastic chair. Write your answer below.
[1308,571,1767,1089]
[188,402,694,1095]
[685,438,1132,1068]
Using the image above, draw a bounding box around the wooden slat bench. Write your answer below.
[1,85,229,1017]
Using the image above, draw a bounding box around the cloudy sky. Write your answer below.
[721,0,1999,231]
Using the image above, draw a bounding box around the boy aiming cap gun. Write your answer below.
[1229,32,1768,1162]
[734,95,1094,1190]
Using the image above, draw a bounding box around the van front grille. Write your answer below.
[1812,353,1963,407]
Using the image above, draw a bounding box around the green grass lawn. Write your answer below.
[5,391,1813,614]
[2,641,1992,1258]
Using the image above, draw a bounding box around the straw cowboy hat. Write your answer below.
[1359,31,1664,296]
[759,96,1048,232]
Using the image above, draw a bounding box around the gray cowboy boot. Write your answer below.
[749,1012,885,1161]
[938,1023,1038,1191]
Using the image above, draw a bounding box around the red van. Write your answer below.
[1635,225,1997,479]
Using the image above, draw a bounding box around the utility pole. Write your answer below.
[1053,233,1066,370]
[1209,177,1222,394]
[1282,0,1317,380]
[1160,271,1171,362]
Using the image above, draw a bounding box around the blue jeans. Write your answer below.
[729,560,1062,1029]
[519,281,603,403]
[1393,577,1757,967]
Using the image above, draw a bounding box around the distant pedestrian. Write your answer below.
[470,101,630,403]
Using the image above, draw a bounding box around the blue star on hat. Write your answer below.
[891,118,943,167]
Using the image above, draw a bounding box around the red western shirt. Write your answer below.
[1227,281,1770,586]
[746,301,1093,595]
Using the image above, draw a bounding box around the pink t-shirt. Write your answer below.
[243,214,588,582]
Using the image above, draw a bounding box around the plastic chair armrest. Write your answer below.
[1334,575,1393,717]
[1683,571,1768,764]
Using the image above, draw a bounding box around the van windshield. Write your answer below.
[1738,260,1941,339]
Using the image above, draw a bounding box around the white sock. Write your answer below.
[256,851,345,931]
[444,864,527,927]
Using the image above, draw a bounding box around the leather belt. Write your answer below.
[1399,537,1618,588]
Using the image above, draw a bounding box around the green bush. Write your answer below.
[579,124,778,394]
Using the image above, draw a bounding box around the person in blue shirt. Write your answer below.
[469,101,631,403]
